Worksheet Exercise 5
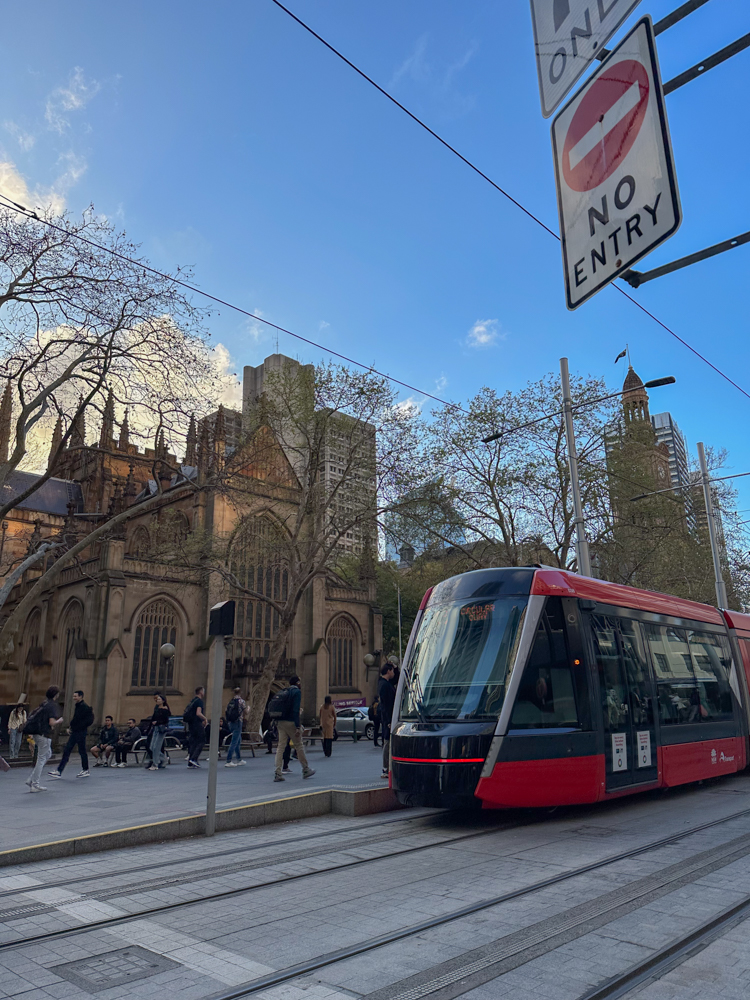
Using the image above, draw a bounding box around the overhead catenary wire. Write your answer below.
[268,0,750,406]
[0,192,471,419]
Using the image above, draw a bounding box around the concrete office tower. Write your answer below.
[243,353,377,558]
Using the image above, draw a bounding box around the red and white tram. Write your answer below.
[390,567,750,809]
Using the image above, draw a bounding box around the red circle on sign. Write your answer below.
[562,60,650,193]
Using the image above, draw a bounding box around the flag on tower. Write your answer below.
[614,349,627,363]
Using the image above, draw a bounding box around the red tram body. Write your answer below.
[390,568,750,810]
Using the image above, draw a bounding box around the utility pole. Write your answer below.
[397,584,403,666]
[560,357,592,577]
[205,636,225,837]
[697,442,729,609]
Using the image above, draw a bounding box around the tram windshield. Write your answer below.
[401,597,527,721]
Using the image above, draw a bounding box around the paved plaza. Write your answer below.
[2,773,750,1000]
[1,739,386,853]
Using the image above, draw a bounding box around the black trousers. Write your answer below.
[58,731,88,773]
[373,720,381,746]
[188,725,205,763]
[115,743,133,764]
[323,737,333,757]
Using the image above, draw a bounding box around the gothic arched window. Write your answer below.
[57,601,83,690]
[23,609,43,666]
[228,516,286,668]
[131,600,178,689]
[328,617,356,688]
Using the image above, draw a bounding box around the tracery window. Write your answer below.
[129,526,151,558]
[227,517,287,675]
[328,616,356,688]
[131,600,178,689]
[24,609,43,666]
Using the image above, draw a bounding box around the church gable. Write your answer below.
[231,424,300,489]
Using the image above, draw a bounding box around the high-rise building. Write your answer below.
[243,353,376,558]
[650,412,689,491]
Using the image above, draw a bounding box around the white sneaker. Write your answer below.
[225,761,237,767]
[30,784,47,792]
[48,771,62,779]
[77,770,90,777]
[236,759,246,766]
[116,762,126,768]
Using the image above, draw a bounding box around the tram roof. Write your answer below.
[531,569,725,626]
[721,609,750,633]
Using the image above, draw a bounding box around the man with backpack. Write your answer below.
[272,675,315,782]
[224,686,246,767]
[184,686,207,768]
[48,690,94,779]
[24,685,64,792]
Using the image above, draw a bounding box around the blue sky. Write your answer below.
[1,1,748,506]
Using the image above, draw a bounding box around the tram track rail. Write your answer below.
[0,816,524,948]
[198,802,750,1000]
[0,807,449,903]
[578,893,750,999]
[2,801,750,995]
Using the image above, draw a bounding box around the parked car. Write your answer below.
[333,707,374,741]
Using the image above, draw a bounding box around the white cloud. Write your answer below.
[435,374,448,393]
[318,320,330,331]
[242,309,268,345]
[4,121,35,151]
[393,394,426,417]
[390,36,477,116]
[0,160,66,215]
[45,67,101,134]
[467,318,502,349]
[211,342,243,409]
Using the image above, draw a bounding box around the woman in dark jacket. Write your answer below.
[145,692,171,771]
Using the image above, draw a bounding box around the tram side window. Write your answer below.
[509,599,579,729]
[645,624,698,725]
[687,631,734,721]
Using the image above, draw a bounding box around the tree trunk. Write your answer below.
[246,619,295,734]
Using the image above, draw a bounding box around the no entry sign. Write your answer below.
[530,0,642,118]
[551,17,681,310]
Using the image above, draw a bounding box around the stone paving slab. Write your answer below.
[0,740,387,854]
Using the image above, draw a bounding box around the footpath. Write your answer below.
[0,739,397,862]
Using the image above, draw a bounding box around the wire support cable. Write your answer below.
[269,0,750,406]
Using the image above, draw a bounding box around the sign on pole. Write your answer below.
[551,16,681,310]
[530,0,642,117]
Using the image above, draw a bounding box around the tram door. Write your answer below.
[591,615,658,790]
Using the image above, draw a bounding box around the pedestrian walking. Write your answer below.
[8,704,26,758]
[184,686,207,768]
[48,690,94,779]
[261,708,276,754]
[319,696,336,758]
[378,663,396,779]
[91,717,119,765]
[273,676,315,782]
[115,719,142,766]
[145,693,170,770]
[224,686,246,767]
[23,686,63,792]
[369,697,381,747]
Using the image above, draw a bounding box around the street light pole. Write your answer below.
[697,441,729,609]
[560,357,592,577]
[205,636,226,837]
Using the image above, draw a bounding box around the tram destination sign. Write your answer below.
[530,0,642,118]
[551,16,681,310]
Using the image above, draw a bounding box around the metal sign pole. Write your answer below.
[560,357,592,577]
[697,442,729,609]
[205,637,225,837]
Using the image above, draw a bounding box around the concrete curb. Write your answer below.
[0,786,403,868]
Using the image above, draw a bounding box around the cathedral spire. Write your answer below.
[48,415,63,472]
[185,414,197,466]
[70,396,86,450]
[197,417,211,480]
[119,409,130,451]
[99,388,115,449]
[211,406,226,469]
[0,380,12,463]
